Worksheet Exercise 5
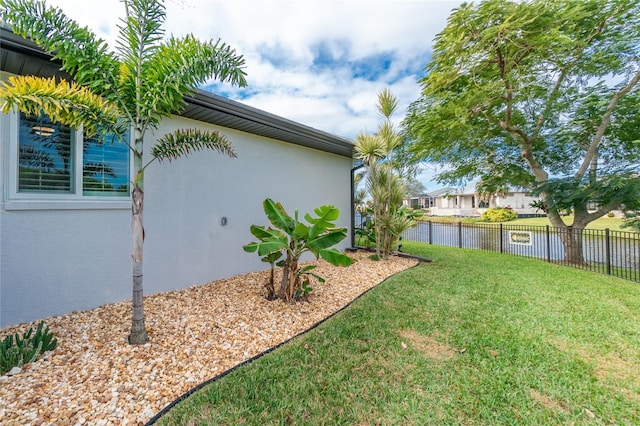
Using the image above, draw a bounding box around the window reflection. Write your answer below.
[18,112,73,193]
[83,130,130,196]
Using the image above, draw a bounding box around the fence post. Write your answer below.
[428,220,433,245]
[458,221,462,248]
[605,228,611,275]
[546,225,551,263]
[499,223,503,253]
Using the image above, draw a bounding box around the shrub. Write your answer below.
[1,321,57,374]
[481,207,518,222]
[607,211,615,218]
[244,199,355,302]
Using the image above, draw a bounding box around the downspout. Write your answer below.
[351,163,366,248]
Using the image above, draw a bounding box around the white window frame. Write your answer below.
[2,108,132,211]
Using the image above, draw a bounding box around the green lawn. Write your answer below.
[160,244,640,425]
[509,216,631,231]
[421,215,633,232]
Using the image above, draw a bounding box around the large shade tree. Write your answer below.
[0,0,247,343]
[404,0,640,264]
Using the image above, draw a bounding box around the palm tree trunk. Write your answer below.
[129,184,149,344]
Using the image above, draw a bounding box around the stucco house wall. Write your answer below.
[0,30,353,327]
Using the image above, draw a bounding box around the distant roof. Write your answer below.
[426,187,457,197]
[0,27,354,158]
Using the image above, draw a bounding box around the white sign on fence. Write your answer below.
[509,231,533,246]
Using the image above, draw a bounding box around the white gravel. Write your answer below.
[0,252,418,425]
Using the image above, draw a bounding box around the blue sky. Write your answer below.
[46,0,466,189]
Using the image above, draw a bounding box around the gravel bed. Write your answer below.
[0,252,418,425]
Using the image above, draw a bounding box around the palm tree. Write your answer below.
[354,89,406,259]
[0,0,247,344]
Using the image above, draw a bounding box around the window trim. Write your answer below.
[3,108,132,211]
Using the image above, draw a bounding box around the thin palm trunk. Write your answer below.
[129,184,148,344]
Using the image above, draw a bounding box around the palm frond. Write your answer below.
[376,88,399,118]
[354,133,387,165]
[377,121,402,152]
[1,0,120,99]
[0,75,123,138]
[117,0,165,62]
[138,34,247,121]
[151,128,237,163]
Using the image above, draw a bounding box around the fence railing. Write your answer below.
[355,215,640,283]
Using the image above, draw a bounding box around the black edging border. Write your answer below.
[145,257,428,425]
[348,245,433,263]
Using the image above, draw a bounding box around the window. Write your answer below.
[9,111,131,202]
[18,113,74,193]
[82,128,130,196]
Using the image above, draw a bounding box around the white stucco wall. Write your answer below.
[1,114,352,327]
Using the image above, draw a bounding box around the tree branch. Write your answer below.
[575,67,640,180]
[532,15,609,141]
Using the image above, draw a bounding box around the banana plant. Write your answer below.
[244,199,354,302]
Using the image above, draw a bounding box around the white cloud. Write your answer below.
[45,0,462,139]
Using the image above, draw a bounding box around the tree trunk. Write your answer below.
[559,226,586,265]
[128,185,149,344]
[546,204,587,265]
[280,256,290,300]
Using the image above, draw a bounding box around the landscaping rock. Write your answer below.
[6,367,21,376]
[0,252,417,425]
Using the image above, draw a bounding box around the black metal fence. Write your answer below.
[355,215,640,282]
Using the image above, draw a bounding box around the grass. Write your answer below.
[420,215,633,232]
[509,216,630,232]
[159,244,640,425]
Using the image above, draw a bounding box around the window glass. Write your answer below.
[83,130,130,196]
[18,112,74,193]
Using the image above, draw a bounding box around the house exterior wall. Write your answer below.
[496,192,538,212]
[427,191,539,217]
[1,114,352,327]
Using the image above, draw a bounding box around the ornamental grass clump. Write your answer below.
[1,321,57,374]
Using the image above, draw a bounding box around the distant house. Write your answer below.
[404,184,540,217]
[0,28,354,327]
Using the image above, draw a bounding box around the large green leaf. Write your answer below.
[309,204,340,223]
[255,240,287,257]
[306,228,348,250]
[318,249,354,267]
[263,198,295,232]
[242,242,259,253]
[293,222,310,239]
[245,227,288,257]
[305,205,341,239]
[249,225,274,240]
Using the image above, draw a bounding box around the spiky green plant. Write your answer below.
[1,321,57,374]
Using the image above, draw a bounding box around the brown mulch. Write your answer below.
[0,252,418,425]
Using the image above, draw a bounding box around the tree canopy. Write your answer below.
[404,0,640,238]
